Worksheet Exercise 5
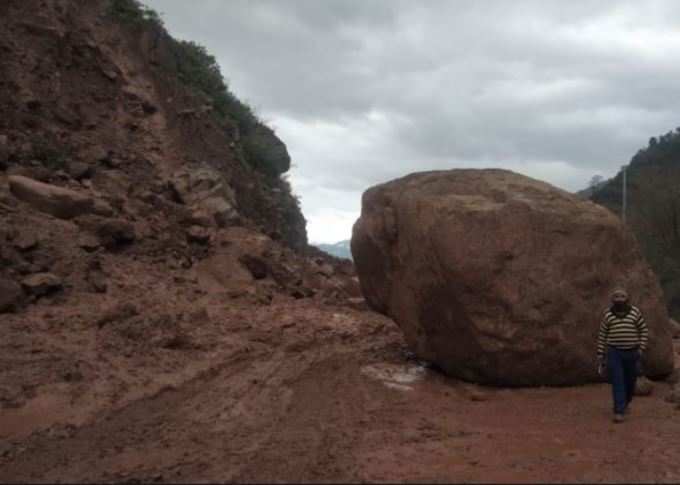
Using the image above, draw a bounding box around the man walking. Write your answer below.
[596,288,649,423]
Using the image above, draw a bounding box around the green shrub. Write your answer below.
[108,0,290,180]
[168,40,255,130]
[107,0,164,28]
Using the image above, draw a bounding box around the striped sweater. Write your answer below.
[597,305,648,356]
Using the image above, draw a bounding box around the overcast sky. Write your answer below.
[144,0,680,243]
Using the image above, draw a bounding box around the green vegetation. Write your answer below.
[630,129,680,167]
[591,127,680,317]
[107,0,163,28]
[107,0,291,180]
[167,39,291,179]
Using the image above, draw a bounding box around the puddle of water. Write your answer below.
[360,363,427,391]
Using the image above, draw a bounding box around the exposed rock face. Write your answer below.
[352,169,675,386]
[9,175,94,219]
[169,164,239,228]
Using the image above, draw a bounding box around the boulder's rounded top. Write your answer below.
[363,168,615,224]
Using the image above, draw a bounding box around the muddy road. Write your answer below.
[1,298,679,483]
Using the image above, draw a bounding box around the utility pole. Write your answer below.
[621,165,627,224]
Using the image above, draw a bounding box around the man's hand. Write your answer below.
[597,355,606,376]
[637,349,644,376]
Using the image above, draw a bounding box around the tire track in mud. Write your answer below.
[0,336,386,483]
[232,354,370,483]
[0,344,276,482]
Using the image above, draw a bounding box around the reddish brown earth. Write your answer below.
[1,291,679,483]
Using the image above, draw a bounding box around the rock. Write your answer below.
[0,278,22,313]
[670,319,680,339]
[65,161,93,181]
[92,199,115,217]
[21,273,62,297]
[184,210,213,228]
[141,101,158,115]
[203,196,239,227]
[13,232,38,251]
[97,303,139,328]
[352,169,675,386]
[466,387,491,402]
[9,175,94,219]
[291,286,315,299]
[96,219,135,249]
[30,250,56,272]
[347,297,370,312]
[239,254,269,280]
[169,165,239,227]
[85,258,107,293]
[97,149,117,167]
[186,226,210,245]
[634,377,654,396]
[78,233,101,252]
[666,368,680,385]
[316,262,335,278]
[666,383,680,404]
[87,270,108,293]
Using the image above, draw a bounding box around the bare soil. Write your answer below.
[1,296,678,483]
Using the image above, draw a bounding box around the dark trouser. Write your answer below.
[606,346,639,414]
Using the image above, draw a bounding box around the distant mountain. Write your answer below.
[314,240,352,260]
[575,178,609,200]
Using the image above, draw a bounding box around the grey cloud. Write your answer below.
[143,0,680,241]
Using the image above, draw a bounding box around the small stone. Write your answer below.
[186,226,210,245]
[78,233,101,252]
[634,377,654,396]
[184,210,213,228]
[87,271,108,293]
[239,254,269,280]
[13,232,38,251]
[65,161,93,181]
[97,302,139,328]
[666,383,680,404]
[92,199,115,217]
[467,388,491,402]
[21,273,62,297]
[96,219,135,249]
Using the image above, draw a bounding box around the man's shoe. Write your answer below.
[624,403,632,415]
[613,414,624,423]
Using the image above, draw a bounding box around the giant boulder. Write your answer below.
[351,169,674,386]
